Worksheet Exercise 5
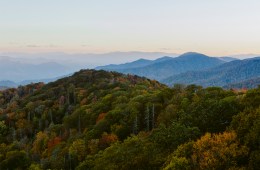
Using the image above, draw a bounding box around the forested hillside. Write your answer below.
[0,69,259,169]
[163,57,260,87]
[224,77,260,89]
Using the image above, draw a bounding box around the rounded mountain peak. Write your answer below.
[178,52,209,59]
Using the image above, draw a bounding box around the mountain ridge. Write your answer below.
[97,52,226,81]
[162,57,260,87]
[0,58,71,82]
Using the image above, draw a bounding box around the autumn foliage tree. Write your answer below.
[164,131,249,170]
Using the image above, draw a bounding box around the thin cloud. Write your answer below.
[159,48,172,51]
[26,45,41,48]
[45,44,59,48]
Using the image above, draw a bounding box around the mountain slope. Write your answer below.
[96,58,152,70]
[162,57,260,87]
[97,52,225,81]
[96,56,174,70]
[218,57,238,62]
[0,74,72,88]
[0,69,259,169]
[223,77,260,89]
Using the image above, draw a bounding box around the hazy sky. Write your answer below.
[1,0,260,56]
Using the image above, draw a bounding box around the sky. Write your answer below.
[1,0,260,56]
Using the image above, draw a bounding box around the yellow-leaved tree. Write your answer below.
[164,131,248,170]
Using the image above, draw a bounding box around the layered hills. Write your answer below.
[162,57,260,87]
[97,52,260,88]
[97,52,226,81]
[0,69,259,169]
[0,56,70,82]
[96,52,225,81]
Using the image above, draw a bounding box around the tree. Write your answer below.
[0,121,8,142]
[157,104,178,126]
[69,139,86,162]
[89,134,157,170]
[192,132,248,169]
[163,142,194,170]
[151,122,200,151]
[28,163,42,170]
[32,131,49,156]
[230,107,260,169]
[164,131,249,170]
[0,150,30,169]
[98,132,118,150]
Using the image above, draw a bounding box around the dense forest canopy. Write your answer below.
[0,69,259,169]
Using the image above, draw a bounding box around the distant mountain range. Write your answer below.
[0,80,17,88]
[97,52,260,88]
[96,56,173,70]
[0,51,179,71]
[2,51,259,89]
[0,74,71,88]
[97,52,227,81]
[162,57,260,87]
[0,86,8,91]
[0,51,179,84]
[0,56,72,82]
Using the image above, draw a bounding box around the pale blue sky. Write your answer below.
[1,0,260,55]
